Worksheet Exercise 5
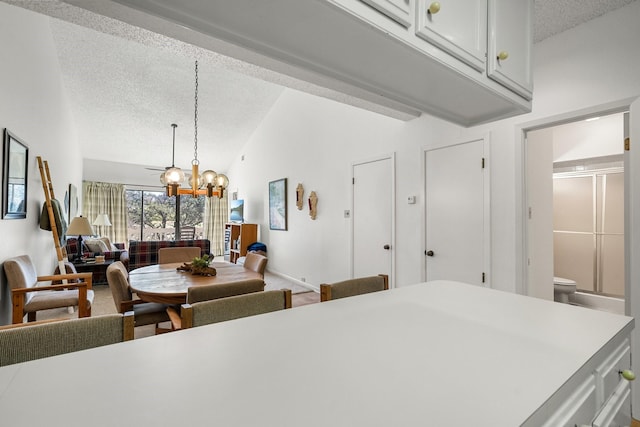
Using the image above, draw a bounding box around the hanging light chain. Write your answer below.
[193,60,199,165]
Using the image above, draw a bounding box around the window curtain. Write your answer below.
[82,181,128,246]
[204,193,229,256]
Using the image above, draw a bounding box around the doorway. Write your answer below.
[352,155,395,285]
[524,112,626,308]
[423,137,490,286]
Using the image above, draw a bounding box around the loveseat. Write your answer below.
[127,239,211,271]
[65,237,129,268]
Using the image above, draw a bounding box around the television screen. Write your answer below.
[230,199,244,222]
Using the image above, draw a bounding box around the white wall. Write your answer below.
[0,3,82,325]
[227,2,640,295]
[552,113,623,162]
[228,92,461,287]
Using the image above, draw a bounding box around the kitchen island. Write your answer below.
[0,281,633,426]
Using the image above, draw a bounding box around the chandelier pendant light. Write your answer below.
[163,60,229,198]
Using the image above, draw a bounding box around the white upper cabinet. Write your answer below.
[360,0,413,28]
[77,0,533,126]
[487,0,533,99]
[415,0,488,72]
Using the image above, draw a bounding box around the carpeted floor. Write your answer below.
[37,269,319,338]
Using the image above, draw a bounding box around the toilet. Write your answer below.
[554,277,577,303]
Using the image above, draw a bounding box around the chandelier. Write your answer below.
[161,60,228,198]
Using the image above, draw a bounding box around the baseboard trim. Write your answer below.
[266,268,319,292]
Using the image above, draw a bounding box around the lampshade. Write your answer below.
[67,216,95,236]
[93,214,112,227]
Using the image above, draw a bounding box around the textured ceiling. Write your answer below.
[2,0,637,187]
[534,0,638,42]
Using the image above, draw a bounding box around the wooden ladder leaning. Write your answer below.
[36,156,68,276]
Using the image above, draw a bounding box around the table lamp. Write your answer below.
[67,216,95,261]
[92,213,112,237]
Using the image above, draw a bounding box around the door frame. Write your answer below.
[515,97,637,297]
[421,135,492,285]
[350,153,396,287]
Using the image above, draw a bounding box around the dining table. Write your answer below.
[128,261,262,304]
[0,280,633,426]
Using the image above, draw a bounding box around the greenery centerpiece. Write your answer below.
[177,254,217,276]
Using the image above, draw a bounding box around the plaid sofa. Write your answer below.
[128,239,211,271]
[65,238,129,267]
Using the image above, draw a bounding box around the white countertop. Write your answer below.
[0,281,633,426]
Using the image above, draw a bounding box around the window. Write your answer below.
[126,190,205,241]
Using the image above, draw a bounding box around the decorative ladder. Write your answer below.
[36,156,68,278]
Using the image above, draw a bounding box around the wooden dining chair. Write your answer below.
[0,311,134,367]
[243,252,268,278]
[166,279,266,330]
[158,247,202,264]
[3,255,94,324]
[320,274,389,302]
[179,289,292,329]
[106,261,171,331]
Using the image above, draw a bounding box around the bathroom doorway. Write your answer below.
[525,112,626,310]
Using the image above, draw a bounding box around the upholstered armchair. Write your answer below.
[3,255,94,324]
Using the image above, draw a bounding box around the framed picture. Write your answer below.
[67,184,78,220]
[268,178,287,230]
[2,129,29,219]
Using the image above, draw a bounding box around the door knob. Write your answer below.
[426,250,434,257]
[383,244,391,250]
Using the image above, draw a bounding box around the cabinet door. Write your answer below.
[487,0,533,99]
[415,0,487,71]
[360,0,413,27]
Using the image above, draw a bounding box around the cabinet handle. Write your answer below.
[427,2,440,15]
[497,51,509,61]
[620,369,636,381]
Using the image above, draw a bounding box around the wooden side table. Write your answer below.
[73,259,115,285]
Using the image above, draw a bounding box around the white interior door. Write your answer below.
[352,156,394,284]
[424,138,488,286]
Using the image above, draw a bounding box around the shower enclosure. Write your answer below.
[553,165,624,297]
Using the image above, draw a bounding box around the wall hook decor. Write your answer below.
[309,191,318,220]
[296,183,304,210]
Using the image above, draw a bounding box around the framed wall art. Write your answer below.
[2,129,29,219]
[268,178,287,230]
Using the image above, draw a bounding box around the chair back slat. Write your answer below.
[0,312,134,367]
[158,247,201,264]
[106,261,133,313]
[184,289,292,328]
[243,253,268,277]
[320,274,389,302]
[187,279,266,304]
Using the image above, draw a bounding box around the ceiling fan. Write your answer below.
[144,123,183,176]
